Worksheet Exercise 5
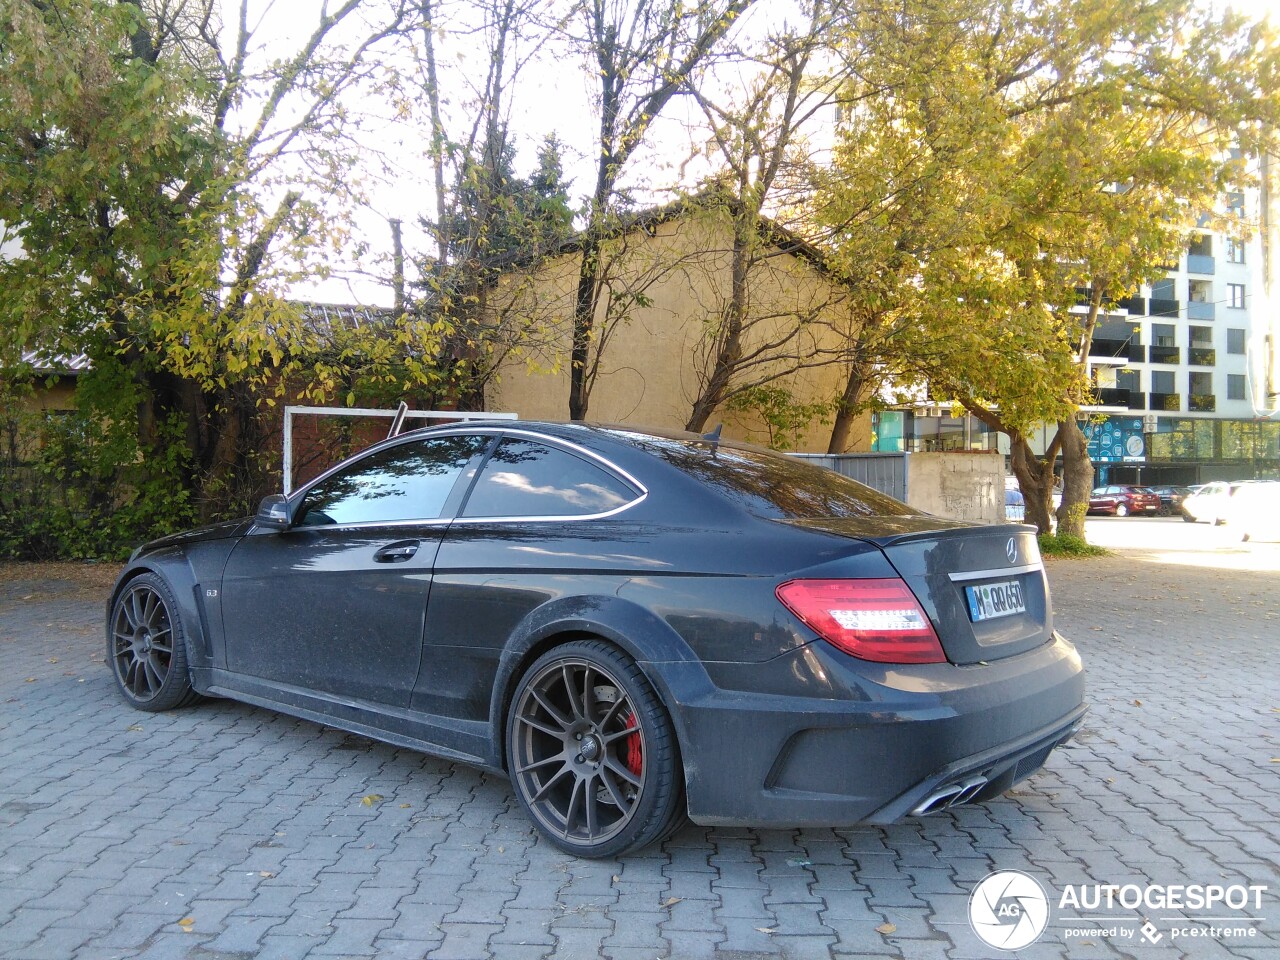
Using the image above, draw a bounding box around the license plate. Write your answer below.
[965,579,1026,622]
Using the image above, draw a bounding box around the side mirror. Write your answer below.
[255,494,291,531]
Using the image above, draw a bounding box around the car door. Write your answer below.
[410,434,644,721]
[220,433,489,708]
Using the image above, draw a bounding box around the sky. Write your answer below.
[232,0,1278,308]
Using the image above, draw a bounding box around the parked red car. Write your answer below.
[1088,485,1161,517]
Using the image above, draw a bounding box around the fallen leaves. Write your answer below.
[177,916,195,933]
[876,922,897,934]
[661,897,682,908]
[360,794,383,807]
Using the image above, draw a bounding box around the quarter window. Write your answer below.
[462,438,638,518]
[295,435,487,527]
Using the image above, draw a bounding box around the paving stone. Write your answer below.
[2,544,1278,960]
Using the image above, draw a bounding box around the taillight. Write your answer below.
[775,578,945,664]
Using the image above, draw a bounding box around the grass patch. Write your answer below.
[1037,532,1110,558]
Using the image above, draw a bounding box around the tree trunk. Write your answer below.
[1008,433,1056,534]
[1056,418,1093,539]
[685,225,751,434]
[827,361,872,454]
[569,238,600,421]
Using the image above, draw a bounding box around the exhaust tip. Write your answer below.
[911,776,988,816]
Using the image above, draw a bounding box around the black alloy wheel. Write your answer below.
[109,573,199,711]
[507,640,685,857]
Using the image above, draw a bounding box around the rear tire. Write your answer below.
[507,640,686,858]
[108,573,200,712]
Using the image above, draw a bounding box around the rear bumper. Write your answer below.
[651,632,1085,828]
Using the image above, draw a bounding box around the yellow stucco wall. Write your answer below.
[486,212,872,453]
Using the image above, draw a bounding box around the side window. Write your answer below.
[462,438,638,519]
[296,435,487,527]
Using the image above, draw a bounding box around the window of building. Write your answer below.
[1227,375,1247,401]
[1187,234,1212,257]
[1226,237,1246,264]
[1116,369,1140,392]
[1150,278,1176,301]
[1189,326,1213,347]
[1227,328,1246,354]
[1228,283,1246,309]
[1151,370,1175,394]
[1189,372,1213,396]
[1152,323,1176,347]
[1188,279,1212,303]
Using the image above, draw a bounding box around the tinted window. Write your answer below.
[462,438,638,518]
[296,435,487,526]
[625,436,914,519]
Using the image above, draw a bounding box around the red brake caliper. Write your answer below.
[623,712,643,777]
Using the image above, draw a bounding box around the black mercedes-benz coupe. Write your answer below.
[107,422,1085,857]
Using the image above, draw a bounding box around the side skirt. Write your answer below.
[195,667,505,775]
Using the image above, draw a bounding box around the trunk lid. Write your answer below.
[785,518,1052,665]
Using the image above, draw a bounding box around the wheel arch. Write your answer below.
[487,596,710,781]
[107,553,212,677]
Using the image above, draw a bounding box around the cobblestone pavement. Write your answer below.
[1,529,1277,960]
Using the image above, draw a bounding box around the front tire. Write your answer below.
[1115,503,1129,517]
[108,573,199,712]
[507,640,686,858]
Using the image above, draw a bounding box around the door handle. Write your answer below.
[374,540,420,563]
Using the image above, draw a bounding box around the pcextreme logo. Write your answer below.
[967,871,1269,950]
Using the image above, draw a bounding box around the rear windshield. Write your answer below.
[618,434,915,520]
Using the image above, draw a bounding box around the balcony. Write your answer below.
[1148,345,1181,364]
[1188,348,1216,366]
[1116,295,1146,315]
[1186,254,1216,275]
[1093,387,1131,407]
[1187,301,1216,320]
[1088,338,1139,364]
[1126,392,1147,410]
[1149,392,1181,411]
[1148,298,1180,317]
[1189,395,1216,412]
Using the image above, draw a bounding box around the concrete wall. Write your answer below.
[905,452,1004,523]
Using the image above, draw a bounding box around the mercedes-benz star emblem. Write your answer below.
[1006,538,1018,564]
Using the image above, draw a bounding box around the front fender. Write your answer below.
[106,538,239,682]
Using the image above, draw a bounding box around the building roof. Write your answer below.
[15,301,396,375]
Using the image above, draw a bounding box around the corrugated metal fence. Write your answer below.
[790,453,908,503]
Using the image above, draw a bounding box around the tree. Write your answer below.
[410,0,571,408]
[566,0,757,420]
[817,0,1280,535]
[679,1,850,435]
[1,0,419,530]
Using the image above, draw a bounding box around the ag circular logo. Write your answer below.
[969,870,1050,950]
